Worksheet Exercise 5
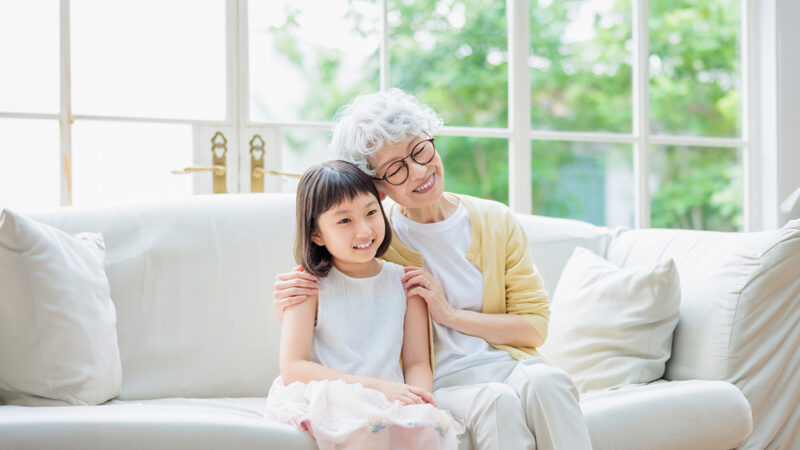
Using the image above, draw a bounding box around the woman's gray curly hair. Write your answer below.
[329,88,444,176]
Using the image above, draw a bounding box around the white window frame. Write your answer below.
[2,0,793,231]
[749,0,799,230]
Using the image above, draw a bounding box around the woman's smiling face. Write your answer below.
[369,135,445,209]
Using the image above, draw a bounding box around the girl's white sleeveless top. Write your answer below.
[311,261,407,384]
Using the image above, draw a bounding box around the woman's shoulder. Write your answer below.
[452,193,516,222]
[453,192,509,210]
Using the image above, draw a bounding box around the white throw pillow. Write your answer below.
[540,247,680,393]
[0,209,122,405]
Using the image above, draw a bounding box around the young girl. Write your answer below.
[264,160,462,449]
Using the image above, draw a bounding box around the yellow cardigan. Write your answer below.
[382,193,551,367]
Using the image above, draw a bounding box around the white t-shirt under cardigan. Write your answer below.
[391,202,514,380]
[310,261,407,384]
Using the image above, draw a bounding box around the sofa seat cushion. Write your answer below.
[580,380,752,450]
[0,397,315,450]
[0,381,750,450]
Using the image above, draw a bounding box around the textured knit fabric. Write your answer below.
[382,193,551,363]
[391,202,514,379]
[310,261,406,384]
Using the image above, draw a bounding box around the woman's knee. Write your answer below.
[477,382,524,411]
[514,362,580,398]
[452,383,534,448]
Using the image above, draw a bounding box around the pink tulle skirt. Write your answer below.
[264,377,464,450]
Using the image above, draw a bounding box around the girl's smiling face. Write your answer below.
[311,192,386,277]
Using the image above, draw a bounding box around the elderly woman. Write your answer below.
[273,89,592,450]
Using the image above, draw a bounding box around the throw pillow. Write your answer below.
[0,209,122,405]
[539,247,680,393]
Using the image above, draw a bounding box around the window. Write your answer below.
[0,0,764,231]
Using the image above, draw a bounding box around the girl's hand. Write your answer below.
[273,266,320,323]
[402,266,456,326]
[375,380,437,406]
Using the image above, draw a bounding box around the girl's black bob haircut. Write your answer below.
[295,160,392,277]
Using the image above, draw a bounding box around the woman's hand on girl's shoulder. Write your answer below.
[374,380,437,406]
[273,266,320,323]
[402,266,456,326]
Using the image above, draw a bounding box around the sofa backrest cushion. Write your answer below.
[28,194,296,400]
[515,214,614,296]
[606,220,800,381]
[606,220,800,448]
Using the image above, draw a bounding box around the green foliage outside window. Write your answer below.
[648,0,742,230]
[257,0,742,231]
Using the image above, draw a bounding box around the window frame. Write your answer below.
[244,0,758,230]
[0,0,784,231]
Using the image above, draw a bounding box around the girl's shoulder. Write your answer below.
[381,260,406,278]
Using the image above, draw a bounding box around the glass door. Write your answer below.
[0,1,62,210]
[70,0,231,202]
[245,0,381,193]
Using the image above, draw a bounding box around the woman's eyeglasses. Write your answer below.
[371,136,436,186]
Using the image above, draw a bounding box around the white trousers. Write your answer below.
[433,358,592,450]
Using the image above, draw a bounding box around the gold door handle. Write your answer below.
[252,167,301,179]
[249,134,300,193]
[174,131,228,194]
[171,165,226,176]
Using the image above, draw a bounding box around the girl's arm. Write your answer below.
[400,294,435,399]
[279,294,434,405]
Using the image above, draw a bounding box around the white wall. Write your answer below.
[776,0,800,227]
[758,0,800,229]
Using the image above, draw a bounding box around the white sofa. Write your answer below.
[2,193,799,450]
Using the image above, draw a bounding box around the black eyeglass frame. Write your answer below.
[370,135,436,186]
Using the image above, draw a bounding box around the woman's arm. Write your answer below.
[446,309,542,348]
[402,267,542,348]
[402,206,549,349]
[400,295,434,397]
[279,294,434,405]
